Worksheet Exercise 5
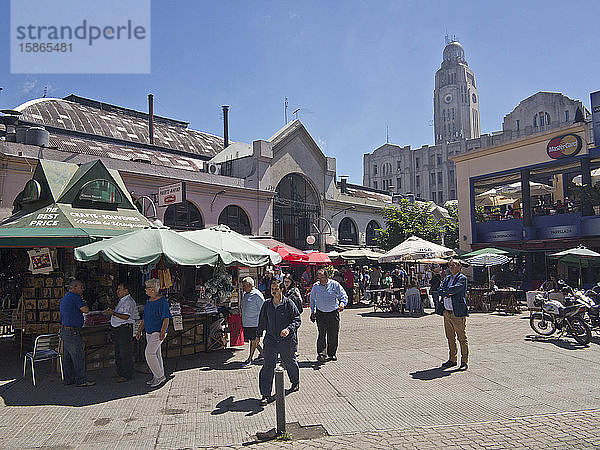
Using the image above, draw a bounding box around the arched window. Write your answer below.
[338,217,358,245]
[164,200,204,230]
[366,220,381,246]
[382,162,392,175]
[273,173,320,249]
[534,112,551,128]
[219,205,251,235]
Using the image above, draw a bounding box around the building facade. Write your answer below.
[363,36,590,205]
[0,95,392,251]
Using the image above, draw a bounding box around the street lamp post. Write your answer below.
[306,217,336,252]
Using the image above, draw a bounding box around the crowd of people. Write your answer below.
[59,260,471,407]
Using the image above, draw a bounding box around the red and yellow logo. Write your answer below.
[547,134,582,159]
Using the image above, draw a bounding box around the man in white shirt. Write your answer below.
[104,282,138,382]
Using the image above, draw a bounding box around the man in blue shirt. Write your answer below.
[309,269,348,362]
[60,280,95,387]
[241,277,265,368]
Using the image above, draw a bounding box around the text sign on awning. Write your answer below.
[158,182,186,207]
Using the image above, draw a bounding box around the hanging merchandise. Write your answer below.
[204,262,233,306]
[27,248,53,274]
[159,268,173,290]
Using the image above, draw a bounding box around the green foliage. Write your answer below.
[376,199,453,250]
[573,183,600,206]
[443,202,459,249]
[276,431,292,441]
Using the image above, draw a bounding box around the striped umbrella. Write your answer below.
[466,253,511,287]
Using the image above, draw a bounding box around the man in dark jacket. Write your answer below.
[436,259,469,370]
[257,279,301,406]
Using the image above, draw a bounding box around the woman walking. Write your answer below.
[136,278,172,388]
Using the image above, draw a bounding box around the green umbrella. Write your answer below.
[460,247,510,258]
[182,225,282,267]
[74,227,228,266]
[550,245,600,287]
[339,248,383,261]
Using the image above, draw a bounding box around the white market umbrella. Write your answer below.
[465,253,511,287]
[379,236,455,263]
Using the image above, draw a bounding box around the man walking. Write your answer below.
[241,277,265,368]
[60,280,95,387]
[257,280,301,406]
[104,282,138,382]
[310,269,348,362]
[436,259,469,370]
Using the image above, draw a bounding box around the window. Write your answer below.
[164,200,204,230]
[430,173,436,186]
[450,189,456,199]
[373,164,378,175]
[397,160,402,170]
[452,108,455,120]
[437,172,443,185]
[396,177,402,189]
[437,155,442,166]
[534,111,551,127]
[218,205,251,235]
[338,217,358,245]
[366,220,381,246]
[449,169,454,181]
[374,181,378,189]
[432,192,437,203]
[77,179,122,204]
[382,162,392,175]
[430,155,435,166]
[415,158,420,169]
[416,175,420,188]
[516,119,520,131]
[383,179,387,191]
[438,191,443,203]
[565,110,569,122]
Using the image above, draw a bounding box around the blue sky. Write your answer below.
[1,1,599,183]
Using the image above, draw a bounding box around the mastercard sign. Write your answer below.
[546,134,582,159]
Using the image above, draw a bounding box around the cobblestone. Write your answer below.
[2,308,600,448]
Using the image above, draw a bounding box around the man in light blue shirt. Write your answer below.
[309,269,348,362]
[241,277,265,367]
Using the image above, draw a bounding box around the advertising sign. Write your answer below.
[481,229,519,242]
[592,91,600,148]
[158,182,186,207]
[546,134,582,159]
[538,225,578,240]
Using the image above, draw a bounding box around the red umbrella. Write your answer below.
[270,245,308,262]
[305,251,332,265]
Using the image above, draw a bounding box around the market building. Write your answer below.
[452,92,598,287]
[0,94,398,251]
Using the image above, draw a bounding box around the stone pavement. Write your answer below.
[1,306,600,448]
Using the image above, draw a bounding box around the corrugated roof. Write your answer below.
[16,95,228,158]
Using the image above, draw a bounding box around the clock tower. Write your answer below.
[433,37,480,144]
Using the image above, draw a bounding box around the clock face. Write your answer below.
[444,94,453,104]
[472,93,477,103]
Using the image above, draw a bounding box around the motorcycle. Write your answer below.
[529,290,591,345]
[560,281,600,332]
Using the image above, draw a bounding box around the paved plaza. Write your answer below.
[2,306,600,448]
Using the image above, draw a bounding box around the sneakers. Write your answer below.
[328,355,337,361]
[76,380,96,387]
[146,378,156,385]
[458,362,468,371]
[288,382,299,392]
[317,354,327,363]
[149,376,166,388]
[253,355,264,363]
[259,395,269,406]
[242,359,253,369]
[441,360,457,369]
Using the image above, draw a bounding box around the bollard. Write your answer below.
[275,364,286,434]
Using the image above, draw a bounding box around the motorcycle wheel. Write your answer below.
[569,316,591,345]
[529,313,556,336]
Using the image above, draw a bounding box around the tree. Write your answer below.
[443,202,459,249]
[376,200,446,250]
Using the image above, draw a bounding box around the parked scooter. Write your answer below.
[559,281,600,331]
[529,289,591,345]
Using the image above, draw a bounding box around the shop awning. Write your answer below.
[74,227,228,266]
[182,225,282,267]
[0,204,152,248]
[338,248,383,261]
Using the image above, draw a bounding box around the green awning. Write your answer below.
[0,227,95,247]
[74,228,229,266]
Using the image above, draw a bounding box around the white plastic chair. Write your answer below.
[23,333,63,386]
